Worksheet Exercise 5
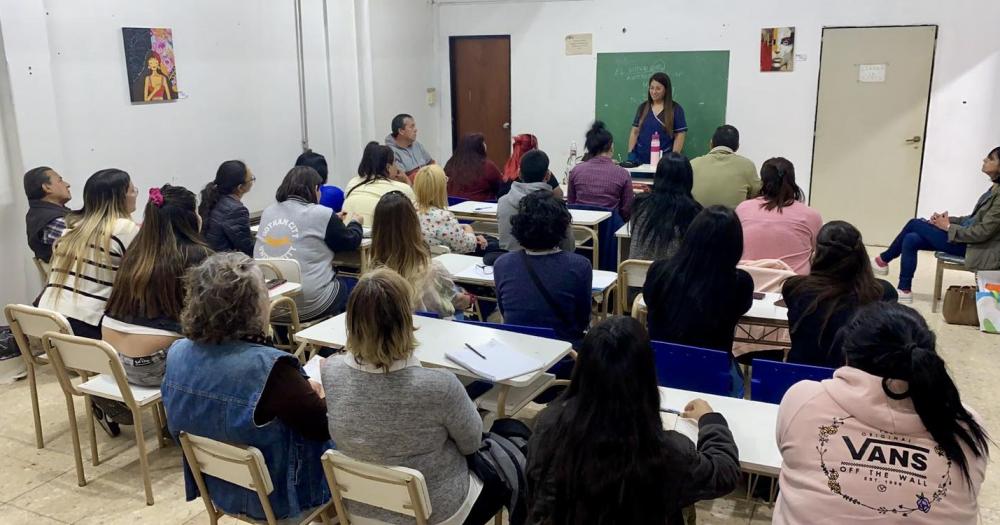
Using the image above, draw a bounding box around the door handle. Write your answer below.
[905,136,922,144]
[502,122,511,130]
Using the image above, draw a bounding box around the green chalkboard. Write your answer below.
[595,51,730,162]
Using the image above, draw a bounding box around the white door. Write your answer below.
[810,26,937,246]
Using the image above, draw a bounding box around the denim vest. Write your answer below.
[161,339,331,520]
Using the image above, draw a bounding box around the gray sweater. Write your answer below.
[322,354,483,524]
[497,181,576,253]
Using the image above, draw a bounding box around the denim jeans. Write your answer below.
[880,218,966,291]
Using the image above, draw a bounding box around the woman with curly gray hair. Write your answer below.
[161,252,332,521]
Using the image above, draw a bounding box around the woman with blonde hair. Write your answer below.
[370,191,471,318]
[413,164,485,254]
[322,268,511,524]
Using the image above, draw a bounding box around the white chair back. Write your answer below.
[43,332,119,378]
[321,450,432,523]
[258,258,303,283]
[179,432,274,495]
[616,259,652,314]
[4,304,71,344]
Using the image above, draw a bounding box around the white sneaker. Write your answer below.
[872,257,889,276]
[897,290,913,304]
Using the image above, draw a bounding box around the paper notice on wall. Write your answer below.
[859,64,887,83]
[565,33,593,56]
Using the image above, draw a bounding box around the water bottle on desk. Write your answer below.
[564,141,578,186]
[650,132,661,167]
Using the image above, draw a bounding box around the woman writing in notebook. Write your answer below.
[627,72,688,164]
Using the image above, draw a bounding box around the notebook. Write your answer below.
[303,355,324,381]
[445,338,546,382]
[660,410,699,443]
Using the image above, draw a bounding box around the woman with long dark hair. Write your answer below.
[200,160,255,256]
[629,152,703,261]
[875,147,1000,303]
[567,121,634,220]
[627,72,688,163]
[782,221,896,368]
[736,157,822,274]
[526,316,739,524]
[774,302,989,524]
[445,133,503,201]
[343,141,415,225]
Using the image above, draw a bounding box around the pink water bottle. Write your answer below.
[650,132,661,166]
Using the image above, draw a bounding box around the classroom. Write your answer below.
[1,0,999,523]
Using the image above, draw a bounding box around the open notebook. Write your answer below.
[445,338,546,382]
[660,411,699,443]
[303,355,323,381]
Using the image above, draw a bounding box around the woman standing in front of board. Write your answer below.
[628,72,688,164]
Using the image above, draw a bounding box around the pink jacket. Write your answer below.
[736,197,822,275]
[774,367,986,524]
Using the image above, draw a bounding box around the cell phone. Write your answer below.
[752,292,766,300]
[265,278,287,290]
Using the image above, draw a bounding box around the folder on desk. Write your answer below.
[445,338,546,382]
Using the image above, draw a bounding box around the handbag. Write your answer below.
[942,285,980,326]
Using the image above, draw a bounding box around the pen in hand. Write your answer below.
[659,407,681,415]
[465,343,487,359]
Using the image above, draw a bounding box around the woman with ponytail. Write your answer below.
[104,185,213,386]
[200,160,255,256]
[774,302,989,524]
[782,220,896,368]
[567,121,634,220]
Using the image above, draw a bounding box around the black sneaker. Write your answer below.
[91,401,121,438]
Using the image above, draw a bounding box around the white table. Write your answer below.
[448,200,611,267]
[628,164,657,175]
[660,386,781,476]
[267,281,301,300]
[615,223,632,264]
[295,313,573,417]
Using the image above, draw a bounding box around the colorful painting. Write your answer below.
[761,27,795,72]
[122,27,178,103]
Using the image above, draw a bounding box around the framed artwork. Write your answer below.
[122,27,178,103]
[761,27,795,72]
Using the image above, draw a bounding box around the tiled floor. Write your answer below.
[0,250,993,524]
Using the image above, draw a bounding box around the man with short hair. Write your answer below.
[24,166,72,263]
[690,125,760,209]
[385,113,434,178]
[497,150,575,253]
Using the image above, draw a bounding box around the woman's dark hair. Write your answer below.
[107,184,211,321]
[631,152,703,254]
[199,160,248,225]
[23,166,55,200]
[510,190,570,250]
[348,141,396,198]
[276,166,322,204]
[841,302,990,486]
[988,147,1000,182]
[544,316,670,523]
[444,133,489,193]
[640,72,675,138]
[296,149,328,184]
[759,157,803,212]
[644,206,743,341]
[583,121,614,160]
[783,221,884,360]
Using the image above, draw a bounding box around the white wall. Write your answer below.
[434,0,1000,216]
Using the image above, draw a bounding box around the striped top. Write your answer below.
[38,218,140,327]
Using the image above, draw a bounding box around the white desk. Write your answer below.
[267,281,301,300]
[615,223,632,264]
[660,386,781,476]
[628,164,657,175]
[295,313,573,416]
[744,293,788,324]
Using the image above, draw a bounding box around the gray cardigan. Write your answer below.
[322,354,482,524]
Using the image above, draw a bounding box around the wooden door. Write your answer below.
[810,26,937,245]
[450,36,512,169]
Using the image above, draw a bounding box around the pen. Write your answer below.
[464,343,487,359]
[659,407,681,415]
[474,206,493,211]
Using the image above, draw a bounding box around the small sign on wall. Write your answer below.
[565,33,593,56]
[859,64,887,83]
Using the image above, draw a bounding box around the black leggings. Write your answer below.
[463,466,510,525]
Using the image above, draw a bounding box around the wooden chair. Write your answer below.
[42,332,168,505]
[932,251,974,313]
[3,304,71,448]
[178,432,335,525]
[616,259,652,315]
[321,450,442,525]
[32,257,51,287]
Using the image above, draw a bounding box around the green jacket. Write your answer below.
[948,183,1000,270]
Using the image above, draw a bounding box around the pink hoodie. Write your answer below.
[773,367,987,524]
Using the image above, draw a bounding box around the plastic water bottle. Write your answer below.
[650,132,661,167]
[564,141,578,186]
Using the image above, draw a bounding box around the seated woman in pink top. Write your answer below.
[735,158,821,274]
[774,303,989,525]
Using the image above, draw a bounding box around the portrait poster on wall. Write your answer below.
[761,27,795,72]
[122,27,178,103]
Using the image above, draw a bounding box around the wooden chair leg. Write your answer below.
[152,403,168,449]
[26,362,44,449]
[66,393,87,487]
[932,260,944,313]
[83,395,99,466]
[132,408,155,505]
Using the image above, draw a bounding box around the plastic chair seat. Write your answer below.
[77,375,162,406]
[934,251,967,265]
